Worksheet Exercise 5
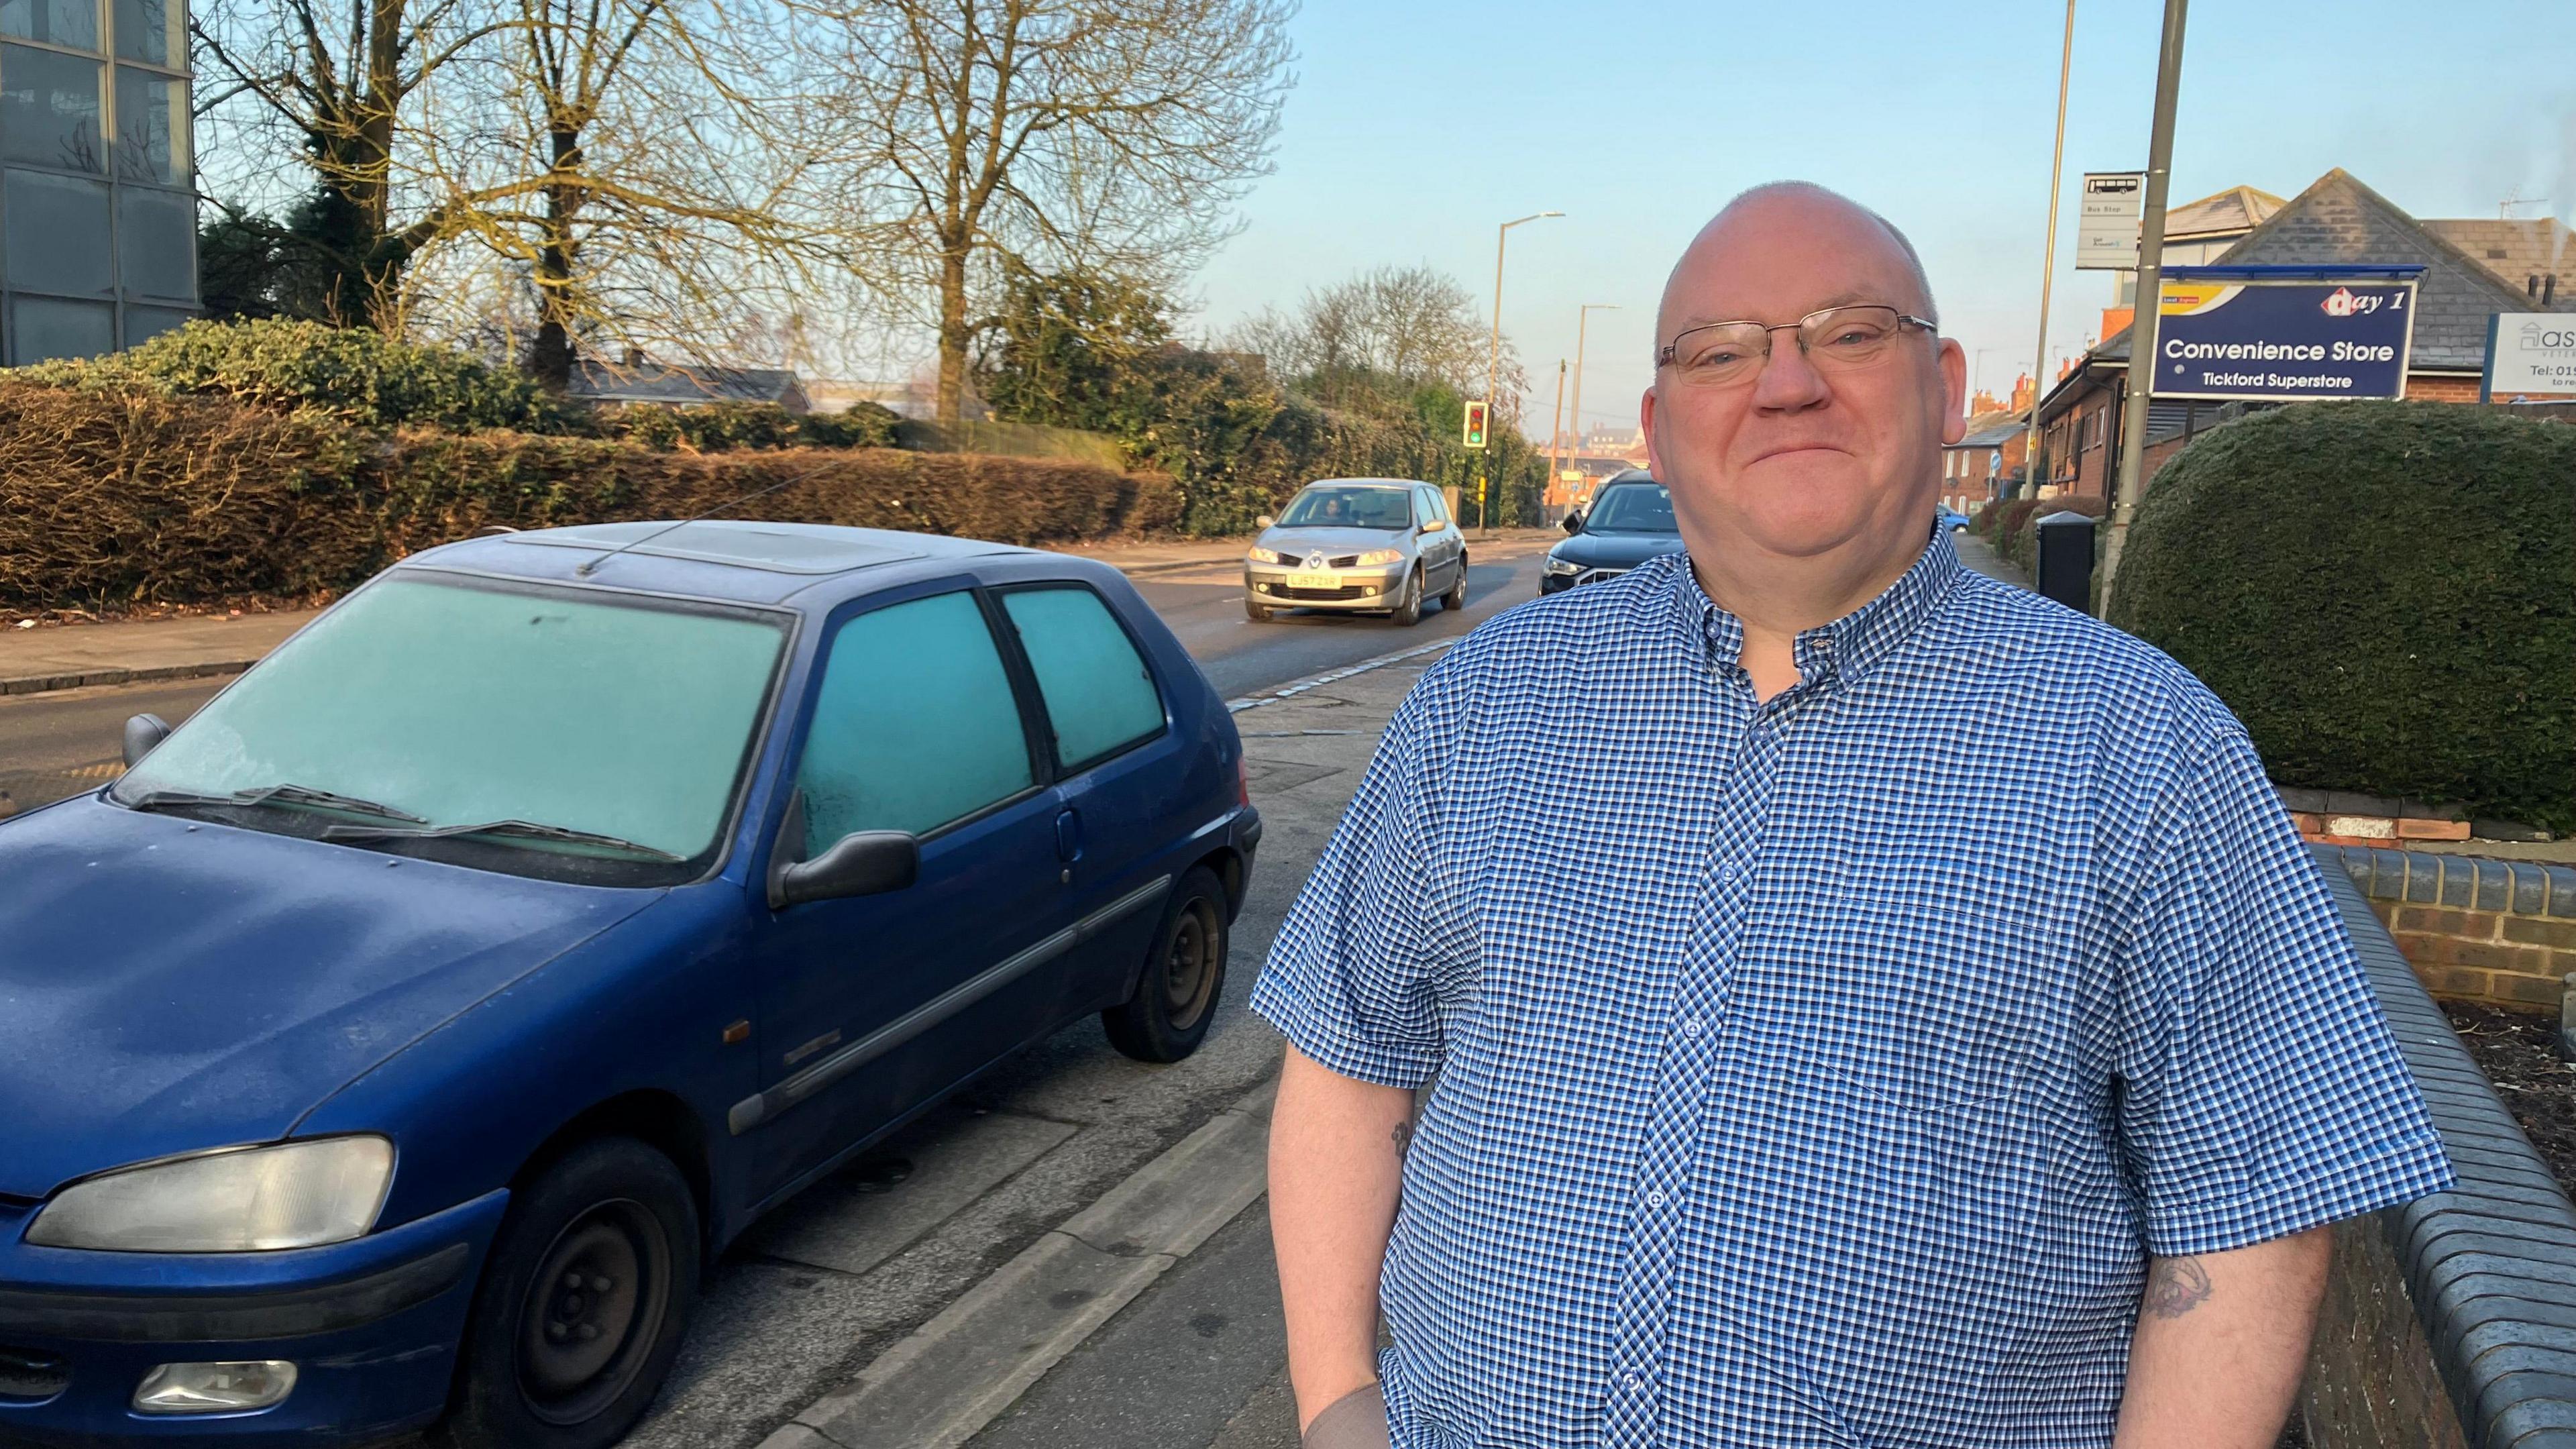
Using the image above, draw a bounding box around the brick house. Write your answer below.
[1940,413,2024,513]
[2027,169,2575,501]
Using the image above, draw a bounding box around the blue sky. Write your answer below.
[1185,0,2575,437]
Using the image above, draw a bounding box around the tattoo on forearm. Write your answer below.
[1390,1120,1412,1154]
[2142,1256,2212,1320]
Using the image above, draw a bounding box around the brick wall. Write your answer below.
[2303,1213,2469,1449]
[2404,373,2482,402]
[2328,849,2576,1012]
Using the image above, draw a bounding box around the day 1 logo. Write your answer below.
[2321,287,2359,317]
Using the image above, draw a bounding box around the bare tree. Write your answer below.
[193,0,512,324]
[392,0,847,389]
[812,0,1295,421]
[1222,264,1519,409]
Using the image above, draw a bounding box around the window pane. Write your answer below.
[117,577,788,861]
[111,64,182,180]
[5,167,108,292]
[1,42,101,170]
[798,592,1031,847]
[123,301,184,345]
[0,0,96,49]
[9,292,110,361]
[115,175,189,294]
[107,0,170,63]
[1001,588,1164,769]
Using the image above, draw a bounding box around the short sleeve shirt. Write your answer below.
[1249,531,2453,1448]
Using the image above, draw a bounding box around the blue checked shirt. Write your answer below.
[1250,530,2453,1448]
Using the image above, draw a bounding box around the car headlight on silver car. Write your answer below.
[1246,546,1290,565]
[29,1137,394,1252]
[1354,549,1405,567]
[1544,554,1584,576]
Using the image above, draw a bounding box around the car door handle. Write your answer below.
[1055,808,1083,863]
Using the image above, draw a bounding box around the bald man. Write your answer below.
[1254,183,2452,1448]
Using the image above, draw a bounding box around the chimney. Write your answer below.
[2532,276,2544,300]
[622,345,647,368]
[2548,274,2560,307]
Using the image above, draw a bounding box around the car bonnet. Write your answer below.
[0,798,660,1199]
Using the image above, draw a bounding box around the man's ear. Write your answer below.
[1937,339,1968,445]
[1640,387,1662,475]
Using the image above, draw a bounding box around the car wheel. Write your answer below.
[437,1138,699,1449]
[1104,865,1229,1063]
[1442,553,1468,611]
[1244,596,1275,623]
[1389,568,1424,627]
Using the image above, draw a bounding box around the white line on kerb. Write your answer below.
[1225,637,1457,714]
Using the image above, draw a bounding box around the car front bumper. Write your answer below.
[1243,564,1409,612]
[0,1187,508,1446]
[1538,564,1629,594]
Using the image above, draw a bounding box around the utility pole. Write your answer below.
[2097,0,2190,618]
[1570,303,1619,482]
[1548,359,1568,522]
[2019,0,2078,502]
[1480,211,1562,536]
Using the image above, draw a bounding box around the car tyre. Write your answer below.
[1388,568,1424,627]
[1104,865,1230,1063]
[437,1138,699,1449]
[1244,596,1275,623]
[1441,553,1468,611]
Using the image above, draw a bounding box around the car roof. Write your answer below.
[398,519,1056,608]
[1599,469,1658,487]
[1299,478,1422,490]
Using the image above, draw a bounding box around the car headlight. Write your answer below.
[1544,555,1584,575]
[29,1137,394,1252]
[1355,549,1405,566]
[1246,546,1289,565]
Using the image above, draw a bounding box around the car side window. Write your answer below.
[796,590,1034,849]
[1000,586,1167,771]
[1421,486,1451,523]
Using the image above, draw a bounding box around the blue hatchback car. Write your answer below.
[0,521,1260,1448]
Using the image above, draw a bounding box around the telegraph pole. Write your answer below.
[2097,0,2190,616]
[1570,303,1618,489]
[2019,0,2077,500]
[1548,359,1568,522]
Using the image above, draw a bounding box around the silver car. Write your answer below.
[1242,478,1469,625]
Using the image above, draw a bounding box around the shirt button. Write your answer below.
[1646,1189,1667,1208]
[1623,1372,1642,1391]
[1682,1018,1705,1038]
[1718,863,1739,883]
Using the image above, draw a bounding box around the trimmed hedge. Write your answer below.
[0,384,1178,611]
[2106,401,2575,833]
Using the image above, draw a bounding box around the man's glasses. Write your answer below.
[1656,305,1937,388]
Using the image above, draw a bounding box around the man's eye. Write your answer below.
[1693,348,1748,368]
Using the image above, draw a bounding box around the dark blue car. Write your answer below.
[0,521,1260,1448]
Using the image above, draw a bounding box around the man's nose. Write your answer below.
[1751,333,1831,412]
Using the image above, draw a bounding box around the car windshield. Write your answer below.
[1585,483,1678,534]
[111,574,788,883]
[1277,486,1412,530]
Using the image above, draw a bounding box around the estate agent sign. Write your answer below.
[2146,265,2422,402]
[2480,313,2576,402]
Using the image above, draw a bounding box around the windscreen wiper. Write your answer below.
[319,818,684,862]
[121,782,427,823]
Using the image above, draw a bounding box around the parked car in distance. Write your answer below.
[1540,470,1687,595]
[1938,506,1972,532]
[0,520,1261,1449]
[1242,478,1466,625]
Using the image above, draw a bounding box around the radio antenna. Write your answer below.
[574,453,860,577]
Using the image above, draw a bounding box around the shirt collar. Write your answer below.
[1665,525,1963,689]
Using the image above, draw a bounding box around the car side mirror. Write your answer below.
[1254,515,1276,530]
[765,792,918,910]
[1560,513,1582,535]
[1418,518,1446,533]
[121,713,171,767]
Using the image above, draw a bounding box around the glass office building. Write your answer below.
[0,0,195,364]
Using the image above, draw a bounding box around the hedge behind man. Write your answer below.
[1254,182,2453,1448]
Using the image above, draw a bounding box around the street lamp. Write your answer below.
[1481,210,1564,537]
[2020,0,2077,502]
[1570,302,1619,477]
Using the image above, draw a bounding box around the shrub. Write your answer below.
[596,400,902,452]
[2106,401,2575,833]
[2002,494,2105,575]
[0,384,1177,611]
[9,317,572,433]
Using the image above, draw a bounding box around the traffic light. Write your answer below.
[1462,399,1489,450]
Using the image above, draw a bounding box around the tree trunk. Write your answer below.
[936,239,971,422]
[529,124,584,394]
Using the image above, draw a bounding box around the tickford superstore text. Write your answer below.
[2202,370,2358,389]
